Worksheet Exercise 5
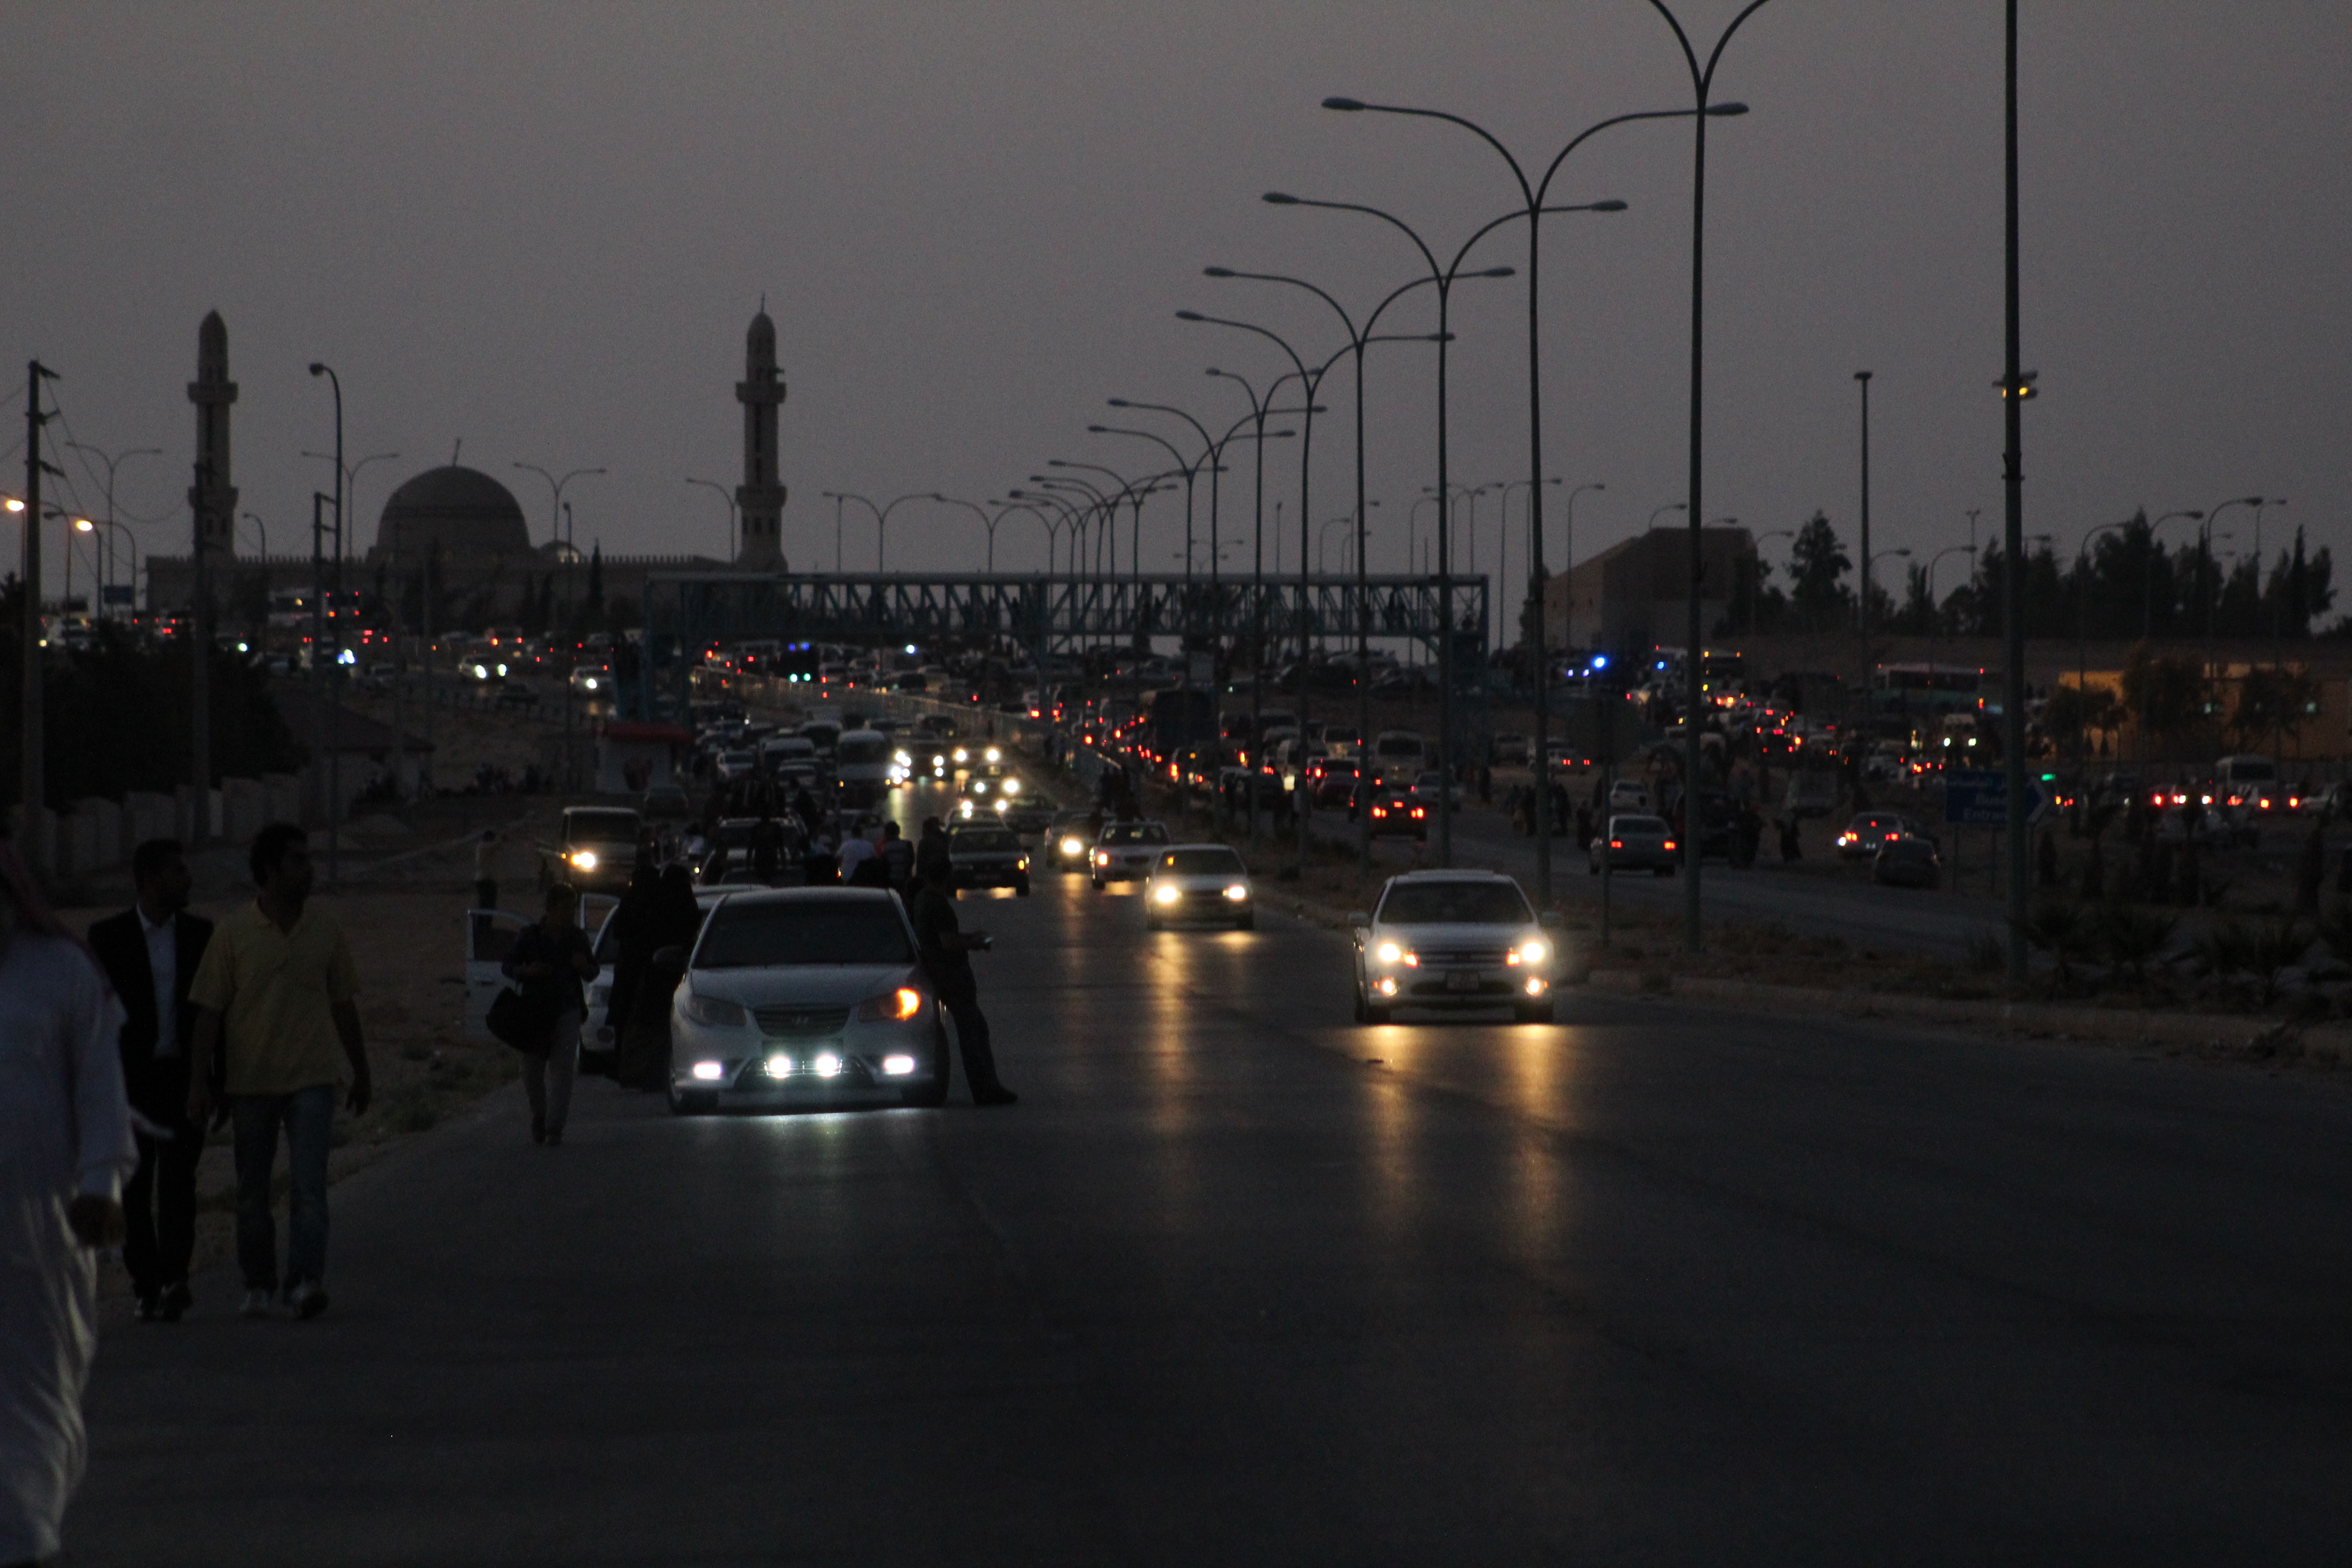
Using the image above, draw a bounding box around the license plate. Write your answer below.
[1444,970,1480,994]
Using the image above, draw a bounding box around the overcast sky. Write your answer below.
[5,1,2345,616]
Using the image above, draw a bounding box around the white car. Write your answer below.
[568,666,612,698]
[667,887,947,1113]
[1348,870,1563,1025]
[1143,844,1254,931]
[1091,820,1171,888]
[1607,778,1650,813]
[1407,769,1465,808]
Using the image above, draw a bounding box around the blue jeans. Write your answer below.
[230,1085,336,1293]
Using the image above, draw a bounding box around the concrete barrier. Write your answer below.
[222,778,269,845]
[72,798,124,870]
[124,792,177,850]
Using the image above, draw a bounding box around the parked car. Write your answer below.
[538,807,645,893]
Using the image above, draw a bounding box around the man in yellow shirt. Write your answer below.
[187,824,371,1321]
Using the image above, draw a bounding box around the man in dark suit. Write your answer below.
[88,838,215,1322]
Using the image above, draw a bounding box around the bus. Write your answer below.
[1874,663,1985,715]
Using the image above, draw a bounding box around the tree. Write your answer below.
[1888,560,1939,635]
[1788,511,1851,633]
[2043,681,2124,762]
[2228,664,2321,753]
[2119,643,2207,757]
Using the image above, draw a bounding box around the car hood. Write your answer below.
[1371,921,1537,950]
[685,963,921,1008]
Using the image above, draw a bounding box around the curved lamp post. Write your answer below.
[685,476,738,562]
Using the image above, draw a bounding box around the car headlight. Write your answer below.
[954,749,969,763]
[1224,884,1250,902]
[985,748,1001,763]
[894,750,911,765]
[764,1053,795,1078]
[691,1060,726,1081]
[1374,941,1401,964]
[853,987,925,1022]
[814,1052,844,1078]
[684,993,747,1028]
[1094,850,1108,864]
[993,799,1008,813]
[1061,837,1084,856]
[1519,940,1548,965]
[1003,778,1020,794]
[570,849,599,870]
[882,1053,918,1076]
[1154,884,1181,905]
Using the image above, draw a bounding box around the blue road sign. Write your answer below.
[1944,769,2050,827]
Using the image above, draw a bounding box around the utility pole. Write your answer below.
[1855,370,1874,696]
[22,362,58,857]
[2001,0,2032,986]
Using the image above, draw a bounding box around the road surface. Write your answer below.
[74,870,2352,1563]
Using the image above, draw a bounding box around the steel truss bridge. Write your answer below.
[639,571,1490,665]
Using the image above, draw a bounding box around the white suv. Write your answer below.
[1348,870,1564,1025]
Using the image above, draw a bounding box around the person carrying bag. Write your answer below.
[499,882,598,1147]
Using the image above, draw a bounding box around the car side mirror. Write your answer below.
[1347,912,1370,928]
[651,945,686,970]
[1539,911,1565,929]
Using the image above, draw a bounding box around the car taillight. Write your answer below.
[1609,839,1623,849]
[1663,840,1676,851]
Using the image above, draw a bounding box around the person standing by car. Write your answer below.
[185,824,371,1321]
[503,882,599,1147]
[87,838,214,1323]
[0,839,135,1568]
[878,820,916,890]
[910,859,1016,1106]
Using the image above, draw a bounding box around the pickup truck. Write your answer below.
[539,806,645,893]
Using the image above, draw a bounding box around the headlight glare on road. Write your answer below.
[1223,884,1249,902]
[684,993,747,1028]
[814,1052,844,1078]
[1154,884,1181,905]
[764,1053,795,1078]
[882,1054,917,1076]
[1519,941,1547,965]
[691,1060,725,1081]
[1375,941,1401,964]
[854,987,924,1022]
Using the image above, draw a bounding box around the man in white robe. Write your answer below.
[0,844,134,1566]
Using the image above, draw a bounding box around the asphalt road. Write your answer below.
[74,872,2352,1564]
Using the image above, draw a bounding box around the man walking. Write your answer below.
[186,824,371,1321]
[0,839,134,1566]
[909,858,1016,1106]
[88,838,215,1323]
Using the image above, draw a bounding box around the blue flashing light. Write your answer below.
[1591,654,1609,669]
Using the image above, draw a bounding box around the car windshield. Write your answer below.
[568,810,642,845]
[1375,736,1421,758]
[1612,816,1669,834]
[953,830,1021,853]
[1161,848,1245,875]
[1378,881,1533,926]
[1102,824,1168,845]
[695,900,913,968]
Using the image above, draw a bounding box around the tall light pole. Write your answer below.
[514,461,604,629]
[21,363,59,849]
[306,363,348,878]
[686,476,738,562]
[1202,264,1446,871]
[75,517,136,625]
[2200,495,2265,637]
[1263,187,1586,868]
[65,441,159,622]
[1634,0,1779,950]
[2143,508,2203,639]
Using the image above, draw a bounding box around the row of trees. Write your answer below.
[1730,510,2336,642]
[0,579,303,811]
[2041,650,2324,760]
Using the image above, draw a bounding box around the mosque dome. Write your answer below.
[372,466,534,560]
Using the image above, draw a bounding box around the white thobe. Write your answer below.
[0,932,132,1563]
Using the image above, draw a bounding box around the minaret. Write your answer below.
[188,310,238,559]
[735,308,787,569]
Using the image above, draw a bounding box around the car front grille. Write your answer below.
[754,1005,850,1037]
[1417,949,1508,968]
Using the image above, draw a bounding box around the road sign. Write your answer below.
[1943,769,2051,827]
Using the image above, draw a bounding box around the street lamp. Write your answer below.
[75,517,137,622]
[306,363,348,883]
[2144,508,2204,638]
[1323,93,1721,899]
[685,477,738,562]
[821,491,931,572]
[64,441,160,622]
[2201,495,2266,636]
[513,461,604,627]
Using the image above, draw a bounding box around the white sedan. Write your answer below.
[1348,870,1564,1025]
[667,887,947,1113]
[1143,844,1254,931]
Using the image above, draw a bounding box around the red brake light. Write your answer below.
[1609,839,1623,849]
[1663,840,1676,852]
